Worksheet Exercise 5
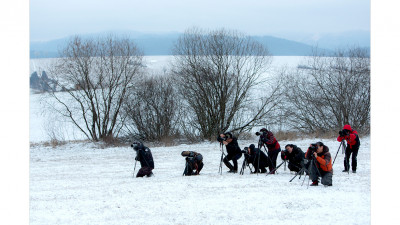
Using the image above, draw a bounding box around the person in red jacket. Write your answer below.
[305,142,333,186]
[256,128,281,174]
[337,124,361,173]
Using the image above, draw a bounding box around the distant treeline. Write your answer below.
[30,32,370,58]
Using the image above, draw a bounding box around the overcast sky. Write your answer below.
[30,0,370,41]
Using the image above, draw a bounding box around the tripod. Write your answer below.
[289,156,321,187]
[333,140,349,174]
[333,140,346,165]
[266,160,286,176]
[132,159,138,178]
[218,143,226,175]
[239,156,254,175]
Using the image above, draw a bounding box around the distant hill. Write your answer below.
[30,31,368,58]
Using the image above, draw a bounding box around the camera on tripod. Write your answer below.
[309,143,317,153]
[217,136,227,143]
[241,147,250,158]
[339,129,349,137]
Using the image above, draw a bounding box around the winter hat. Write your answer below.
[260,128,268,133]
[249,144,255,150]
[343,124,352,131]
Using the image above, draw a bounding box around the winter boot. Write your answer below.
[310,180,319,186]
[342,169,349,172]
[352,170,356,173]
[223,158,234,172]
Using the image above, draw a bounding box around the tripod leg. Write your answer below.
[289,169,301,182]
[133,160,138,178]
[257,151,260,175]
[240,160,246,175]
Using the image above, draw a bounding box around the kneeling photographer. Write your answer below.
[181,151,204,176]
[132,141,154,178]
[243,144,270,173]
[218,132,242,173]
[305,142,332,186]
[281,144,305,173]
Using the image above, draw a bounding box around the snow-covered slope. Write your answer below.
[30,137,370,225]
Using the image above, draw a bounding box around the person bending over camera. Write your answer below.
[244,144,270,173]
[132,142,154,177]
[218,132,242,173]
[256,128,281,174]
[305,142,332,186]
[281,144,305,173]
[337,124,361,173]
[181,151,204,176]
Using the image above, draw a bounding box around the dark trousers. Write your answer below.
[309,161,332,185]
[252,159,268,173]
[136,167,153,177]
[288,162,302,172]
[184,161,204,175]
[224,153,242,171]
[268,149,280,173]
[344,146,359,171]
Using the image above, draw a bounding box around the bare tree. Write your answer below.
[282,47,370,133]
[47,35,144,141]
[171,27,283,140]
[122,74,181,142]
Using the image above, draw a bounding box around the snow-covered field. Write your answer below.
[30,137,370,225]
[29,56,372,224]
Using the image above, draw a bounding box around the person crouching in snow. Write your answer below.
[281,144,305,173]
[305,142,333,186]
[132,142,154,177]
[245,144,270,174]
[218,132,242,173]
[181,151,204,176]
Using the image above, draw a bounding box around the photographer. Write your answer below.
[218,132,242,173]
[256,128,281,174]
[305,142,332,186]
[181,151,204,176]
[281,144,305,173]
[244,144,270,173]
[337,124,361,173]
[132,142,154,177]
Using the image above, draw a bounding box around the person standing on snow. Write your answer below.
[337,124,361,173]
[256,128,281,174]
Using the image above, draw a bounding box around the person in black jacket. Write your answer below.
[132,142,154,177]
[181,151,204,176]
[281,144,305,173]
[245,144,270,173]
[218,132,242,173]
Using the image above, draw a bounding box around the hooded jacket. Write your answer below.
[337,124,360,149]
[259,129,281,152]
